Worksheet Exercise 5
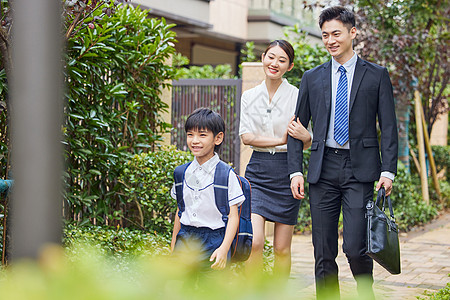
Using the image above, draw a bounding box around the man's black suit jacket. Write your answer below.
[287,57,398,184]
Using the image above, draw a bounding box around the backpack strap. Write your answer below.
[173,162,192,218]
[214,161,232,224]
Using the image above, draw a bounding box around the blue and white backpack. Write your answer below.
[173,160,253,262]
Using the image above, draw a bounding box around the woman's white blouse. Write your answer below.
[239,79,299,153]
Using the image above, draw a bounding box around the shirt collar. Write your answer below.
[332,51,357,74]
[192,153,220,174]
[260,78,287,92]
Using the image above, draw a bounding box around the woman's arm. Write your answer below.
[210,205,239,270]
[241,132,287,148]
[288,117,312,150]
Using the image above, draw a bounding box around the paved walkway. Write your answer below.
[287,212,450,299]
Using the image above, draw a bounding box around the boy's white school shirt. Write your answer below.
[171,153,245,230]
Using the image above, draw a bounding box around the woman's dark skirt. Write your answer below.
[245,151,300,225]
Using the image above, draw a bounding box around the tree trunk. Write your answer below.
[396,102,410,170]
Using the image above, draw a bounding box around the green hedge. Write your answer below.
[390,163,438,231]
[119,146,193,237]
[63,224,170,258]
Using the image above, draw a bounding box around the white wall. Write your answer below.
[133,0,210,24]
[209,0,248,40]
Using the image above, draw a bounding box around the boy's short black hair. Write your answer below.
[319,6,355,31]
[185,107,225,152]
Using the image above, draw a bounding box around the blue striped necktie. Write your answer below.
[334,66,349,146]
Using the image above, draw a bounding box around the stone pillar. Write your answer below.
[159,54,172,147]
[240,62,274,236]
[239,62,265,175]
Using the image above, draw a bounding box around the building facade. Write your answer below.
[132,0,320,75]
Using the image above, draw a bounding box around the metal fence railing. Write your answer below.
[171,79,242,168]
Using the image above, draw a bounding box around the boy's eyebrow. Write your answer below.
[187,128,209,133]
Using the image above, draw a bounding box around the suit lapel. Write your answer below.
[322,61,332,117]
[349,57,367,112]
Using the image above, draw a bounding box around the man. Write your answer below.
[287,6,398,299]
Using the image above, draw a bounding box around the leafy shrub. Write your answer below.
[64,4,177,226]
[408,145,449,208]
[390,163,438,231]
[432,145,450,183]
[178,64,234,79]
[418,277,450,300]
[63,224,170,257]
[439,180,450,208]
[120,146,193,237]
[430,179,450,209]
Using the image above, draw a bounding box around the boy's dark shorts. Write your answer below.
[173,224,229,270]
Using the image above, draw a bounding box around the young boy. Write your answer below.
[170,107,244,270]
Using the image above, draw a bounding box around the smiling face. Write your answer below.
[261,45,294,81]
[186,128,223,165]
[321,19,356,65]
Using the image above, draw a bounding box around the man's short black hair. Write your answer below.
[319,6,355,30]
[185,107,225,151]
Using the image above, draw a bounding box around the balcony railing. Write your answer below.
[249,0,316,28]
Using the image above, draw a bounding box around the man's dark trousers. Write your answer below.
[309,147,374,298]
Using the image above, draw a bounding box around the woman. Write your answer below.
[239,40,311,278]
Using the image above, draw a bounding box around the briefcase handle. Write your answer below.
[375,187,395,220]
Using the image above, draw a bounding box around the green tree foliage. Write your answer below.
[343,0,448,204]
[0,1,134,179]
[240,41,257,63]
[282,24,329,87]
[346,0,449,133]
[64,3,177,226]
